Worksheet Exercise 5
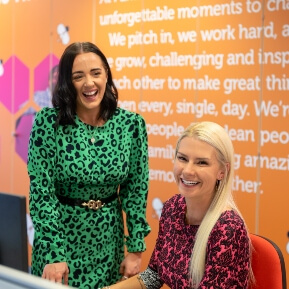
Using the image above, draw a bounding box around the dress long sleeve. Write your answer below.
[27,108,66,265]
[28,107,151,288]
[118,113,151,252]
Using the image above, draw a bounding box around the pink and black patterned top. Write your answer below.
[141,194,250,289]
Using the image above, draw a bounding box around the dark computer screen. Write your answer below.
[0,192,29,272]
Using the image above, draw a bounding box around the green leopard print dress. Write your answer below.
[27,107,151,289]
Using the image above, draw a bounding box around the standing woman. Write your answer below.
[107,121,252,289]
[27,42,151,289]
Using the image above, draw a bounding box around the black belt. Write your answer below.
[56,194,118,210]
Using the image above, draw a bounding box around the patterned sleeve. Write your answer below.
[198,213,250,288]
[118,113,151,252]
[139,267,163,289]
[27,108,66,264]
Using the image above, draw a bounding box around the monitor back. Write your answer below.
[0,192,28,272]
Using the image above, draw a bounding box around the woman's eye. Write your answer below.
[198,160,208,165]
[72,75,82,81]
[177,155,187,162]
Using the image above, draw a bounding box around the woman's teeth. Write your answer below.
[83,90,97,97]
[182,179,198,186]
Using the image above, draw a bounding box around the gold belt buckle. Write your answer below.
[82,199,104,210]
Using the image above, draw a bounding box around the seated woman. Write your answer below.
[103,121,253,289]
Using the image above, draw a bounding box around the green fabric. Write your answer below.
[28,107,151,289]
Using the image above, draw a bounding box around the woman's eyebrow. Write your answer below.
[90,68,102,72]
[72,70,83,75]
[72,67,102,75]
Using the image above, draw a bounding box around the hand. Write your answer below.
[119,252,142,280]
[42,262,69,285]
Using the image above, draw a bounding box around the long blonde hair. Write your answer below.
[175,121,252,288]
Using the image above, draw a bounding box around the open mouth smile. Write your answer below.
[83,90,98,98]
[181,178,199,186]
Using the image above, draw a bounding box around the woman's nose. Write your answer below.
[84,75,94,86]
[183,162,196,175]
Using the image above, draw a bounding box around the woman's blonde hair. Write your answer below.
[175,121,252,288]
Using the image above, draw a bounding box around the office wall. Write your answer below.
[0,0,288,283]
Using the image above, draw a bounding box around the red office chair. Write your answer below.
[249,234,287,289]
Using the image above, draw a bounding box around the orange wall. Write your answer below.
[0,0,288,285]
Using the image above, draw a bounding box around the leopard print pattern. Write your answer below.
[28,107,151,289]
[148,194,250,288]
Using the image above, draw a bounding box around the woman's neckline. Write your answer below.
[76,114,107,128]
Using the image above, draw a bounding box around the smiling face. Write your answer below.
[72,52,107,117]
[173,137,225,205]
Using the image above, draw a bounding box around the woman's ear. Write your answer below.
[217,171,224,181]
[217,163,230,180]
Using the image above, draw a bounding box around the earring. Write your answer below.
[215,179,220,190]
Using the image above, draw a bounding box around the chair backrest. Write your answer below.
[249,233,287,289]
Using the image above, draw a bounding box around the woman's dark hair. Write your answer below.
[52,42,118,126]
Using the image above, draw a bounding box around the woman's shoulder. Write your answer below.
[159,195,187,230]
[209,210,249,255]
[114,107,144,121]
[162,194,185,213]
[35,107,57,118]
[214,210,247,235]
[110,107,146,131]
[220,210,245,224]
[34,107,57,125]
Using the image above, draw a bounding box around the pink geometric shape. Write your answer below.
[0,56,29,113]
[15,111,36,163]
[34,54,59,92]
